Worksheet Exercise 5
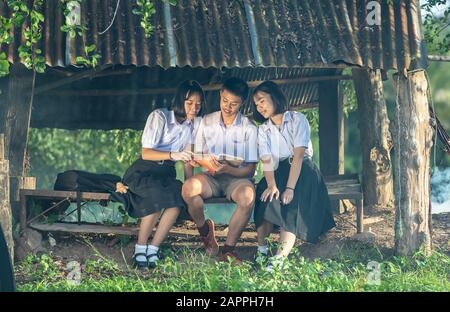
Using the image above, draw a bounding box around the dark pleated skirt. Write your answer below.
[254,158,336,244]
[111,158,187,219]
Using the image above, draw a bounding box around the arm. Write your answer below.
[260,156,280,202]
[216,162,256,178]
[281,147,305,205]
[141,148,171,161]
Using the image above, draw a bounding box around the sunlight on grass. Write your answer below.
[15,245,450,292]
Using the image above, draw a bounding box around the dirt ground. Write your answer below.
[16,208,449,267]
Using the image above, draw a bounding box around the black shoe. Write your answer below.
[132,252,148,270]
[147,250,162,269]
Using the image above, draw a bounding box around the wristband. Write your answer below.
[286,186,295,191]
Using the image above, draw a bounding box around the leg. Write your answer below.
[137,211,161,245]
[151,207,180,247]
[276,228,297,257]
[181,174,213,227]
[257,220,274,246]
[356,198,364,233]
[226,183,255,246]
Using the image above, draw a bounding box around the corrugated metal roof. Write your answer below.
[1,0,426,71]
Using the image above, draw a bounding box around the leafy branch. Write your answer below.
[132,0,176,38]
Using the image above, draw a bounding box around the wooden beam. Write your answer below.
[353,68,394,214]
[392,69,432,256]
[0,64,35,230]
[0,132,13,262]
[318,80,340,176]
[44,75,353,97]
[319,80,343,213]
[34,65,112,95]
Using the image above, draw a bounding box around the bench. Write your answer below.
[205,173,364,233]
[20,174,363,235]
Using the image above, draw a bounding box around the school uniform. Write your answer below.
[112,108,200,218]
[194,111,258,200]
[254,111,335,243]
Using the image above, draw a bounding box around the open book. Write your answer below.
[188,152,244,173]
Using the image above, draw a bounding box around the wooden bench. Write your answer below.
[20,174,363,235]
[205,173,364,233]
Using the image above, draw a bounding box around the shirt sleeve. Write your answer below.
[258,126,271,159]
[245,124,259,163]
[188,117,202,145]
[293,113,311,148]
[193,117,208,154]
[141,110,165,149]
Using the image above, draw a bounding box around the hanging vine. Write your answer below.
[133,0,176,38]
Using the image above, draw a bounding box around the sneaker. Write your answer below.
[264,255,285,273]
[217,251,243,265]
[253,251,270,267]
[200,219,219,256]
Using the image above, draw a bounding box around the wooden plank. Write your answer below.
[28,221,252,238]
[21,189,111,201]
[34,65,112,95]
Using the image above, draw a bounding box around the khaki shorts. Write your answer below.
[202,173,255,201]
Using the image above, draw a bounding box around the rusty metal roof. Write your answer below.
[1,0,426,71]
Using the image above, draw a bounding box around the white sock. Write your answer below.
[134,244,147,262]
[257,245,268,254]
[147,245,160,262]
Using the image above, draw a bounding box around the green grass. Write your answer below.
[15,245,450,292]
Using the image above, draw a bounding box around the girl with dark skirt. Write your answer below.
[251,81,335,271]
[112,80,205,269]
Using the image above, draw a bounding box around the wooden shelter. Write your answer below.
[0,0,432,256]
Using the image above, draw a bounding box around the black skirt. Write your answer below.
[111,158,186,219]
[254,158,336,244]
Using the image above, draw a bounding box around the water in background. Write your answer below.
[431,167,450,214]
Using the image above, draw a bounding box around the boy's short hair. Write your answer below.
[221,77,249,102]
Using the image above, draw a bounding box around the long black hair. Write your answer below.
[170,80,206,119]
[251,81,288,123]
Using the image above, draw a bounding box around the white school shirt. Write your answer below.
[258,111,313,161]
[141,108,200,152]
[194,111,258,163]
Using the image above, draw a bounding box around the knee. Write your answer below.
[182,178,202,200]
[234,186,255,211]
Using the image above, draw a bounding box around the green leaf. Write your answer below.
[0,60,10,77]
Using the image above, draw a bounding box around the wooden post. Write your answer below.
[0,133,14,262]
[0,65,35,220]
[353,68,394,214]
[392,69,432,256]
[319,80,344,213]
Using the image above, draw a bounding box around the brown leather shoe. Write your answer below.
[200,219,219,256]
[218,251,243,265]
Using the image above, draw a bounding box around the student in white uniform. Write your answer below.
[251,81,335,271]
[182,77,258,263]
[113,80,205,269]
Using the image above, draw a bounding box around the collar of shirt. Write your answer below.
[166,110,193,126]
[265,111,291,134]
[219,112,242,129]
